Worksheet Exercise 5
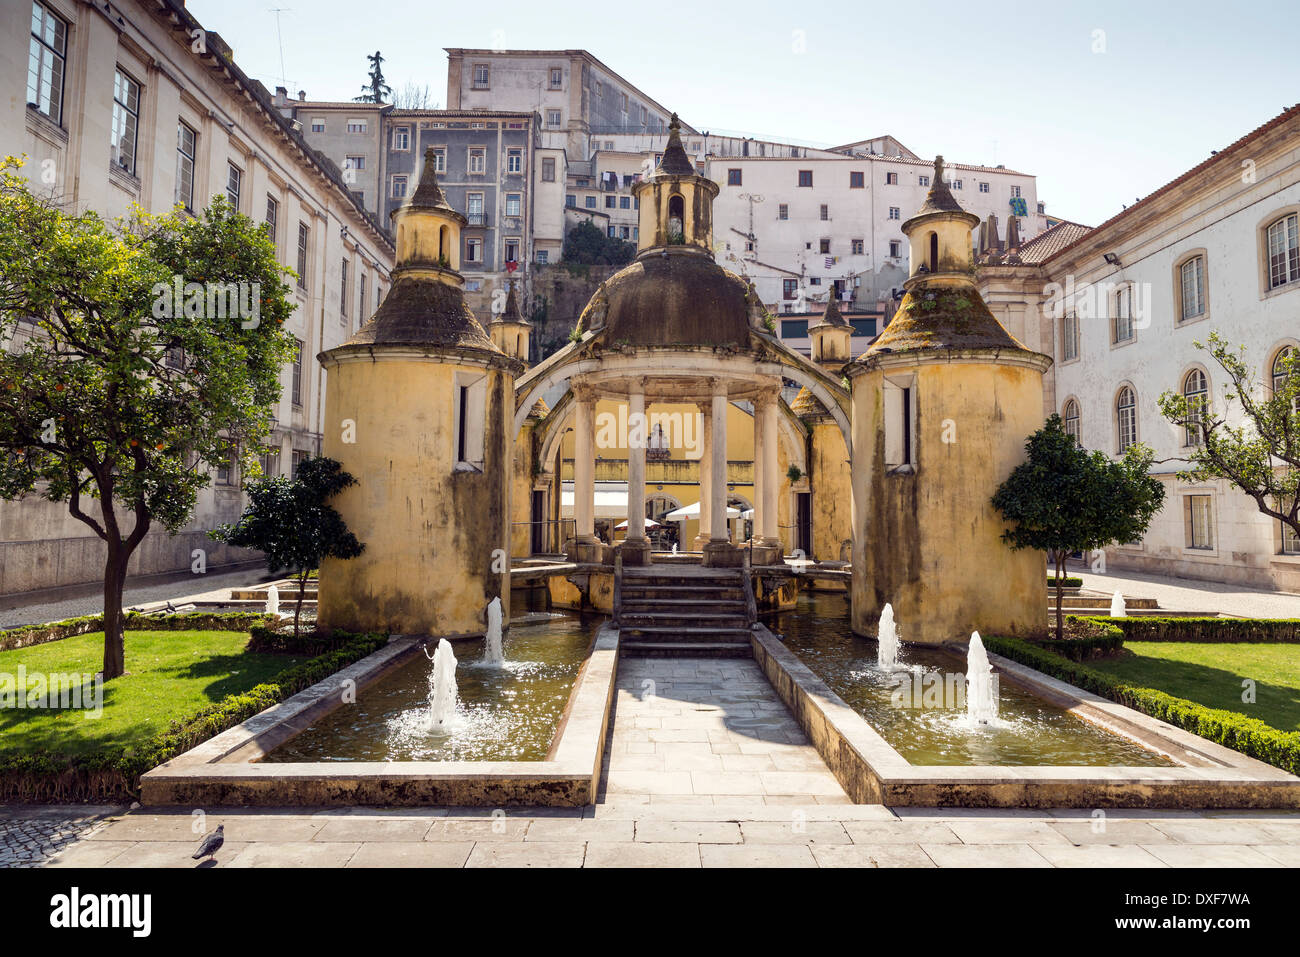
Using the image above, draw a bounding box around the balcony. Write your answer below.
[466,213,489,227]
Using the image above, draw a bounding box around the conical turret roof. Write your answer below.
[405,147,464,220]
[654,114,696,177]
[809,294,848,329]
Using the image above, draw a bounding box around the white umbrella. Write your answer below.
[616,518,662,530]
[662,501,741,520]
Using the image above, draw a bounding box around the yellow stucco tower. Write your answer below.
[845,156,1051,645]
[317,147,523,636]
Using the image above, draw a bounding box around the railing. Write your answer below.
[466,213,488,227]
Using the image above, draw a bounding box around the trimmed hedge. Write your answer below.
[985,635,1300,776]
[1081,616,1300,644]
[246,624,359,656]
[1037,617,1125,661]
[0,630,388,803]
[0,611,271,652]
[1047,576,1083,588]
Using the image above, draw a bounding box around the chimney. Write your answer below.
[298,90,307,101]
[274,85,287,105]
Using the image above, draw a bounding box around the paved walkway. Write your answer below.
[1076,567,1300,618]
[0,567,275,629]
[24,655,1300,868]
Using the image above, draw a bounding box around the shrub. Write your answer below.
[1082,616,1300,644]
[985,635,1300,775]
[1046,576,1083,588]
[0,611,270,653]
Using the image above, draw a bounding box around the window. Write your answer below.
[537,249,549,264]
[1266,213,1299,289]
[565,194,576,207]
[175,121,196,211]
[1112,285,1134,343]
[885,172,898,185]
[819,238,831,254]
[291,450,308,478]
[620,93,628,114]
[851,238,864,255]
[466,192,484,225]
[465,237,482,262]
[507,149,522,174]
[216,451,235,486]
[889,240,902,257]
[296,222,309,290]
[619,196,630,209]
[728,169,742,186]
[883,376,915,469]
[345,155,366,173]
[358,273,366,324]
[1116,386,1136,453]
[546,110,561,128]
[549,67,563,89]
[454,373,487,469]
[347,119,367,134]
[1283,520,1300,555]
[584,196,596,209]
[542,157,556,182]
[392,126,410,150]
[596,80,604,97]
[505,193,521,217]
[264,195,279,250]
[782,319,808,338]
[778,204,788,220]
[1063,400,1080,443]
[28,2,67,123]
[1062,313,1079,361]
[1272,346,1294,395]
[391,174,408,198]
[888,207,900,220]
[819,204,829,221]
[468,148,485,174]
[641,106,648,125]
[1184,494,1214,550]
[340,258,349,319]
[1183,369,1207,446]
[605,195,616,209]
[226,162,242,210]
[472,64,490,88]
[978,181,990,193]
[797,170,813,187]
[607,225,616,239]
[110,69,140,174]
[1010,185,1021,198]
[783,279,798,300]
[918,174,929,187]
[259,446,280,479]
[291,339,304,405]
[504,238,519,263]
[431,148,445,173]
[951,179,962,190]
[1178,255,1206,321]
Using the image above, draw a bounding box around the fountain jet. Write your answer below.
[1110,590,1126,617]
[965,631,998,725]
[265,584,279,618]
[482,597,504,666]
[877,603,900,670]
[425,638,458,728]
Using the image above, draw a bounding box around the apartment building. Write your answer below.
[980,104,1300,591]
[445,49,683,160]
[2,0,394,594]
[273,90,386,217]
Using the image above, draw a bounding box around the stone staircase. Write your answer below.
[616,565,755,658]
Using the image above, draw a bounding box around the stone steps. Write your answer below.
[618,641,753,659]
[616,566,754,659]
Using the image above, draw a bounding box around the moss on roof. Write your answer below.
[862,281,1028,357]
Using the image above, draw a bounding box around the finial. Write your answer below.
[934,155,945,185]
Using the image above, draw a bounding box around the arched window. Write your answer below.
[1063,399,1080,443]
[439,225,449,261]
[1266,213,1299,290]
[1116,386,1137,453]
[1272,346,1294,395]
[928,232,938,271]
[667,193,684,242]
[1182,369,1207,447]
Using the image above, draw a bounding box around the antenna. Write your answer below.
[269,8,291,89]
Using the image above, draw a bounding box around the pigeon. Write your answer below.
[192,824,224,861]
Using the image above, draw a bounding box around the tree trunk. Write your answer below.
[101,542,129,680]
[294,570,307,638]
[1053,550,1066,642]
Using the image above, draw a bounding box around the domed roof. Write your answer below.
[790,386,828,417]
[583,250,756,349]
[862,281,1028,357]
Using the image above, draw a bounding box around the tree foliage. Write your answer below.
[1158,330,1300,539]
[355,50,392,104]
[991,415,1166,638]
[0,157,295,678]
[215,457,364,637]
[562,220,636,266]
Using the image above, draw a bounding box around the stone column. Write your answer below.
[623,386,650,564]
[693,399,712,550]
[753,393,769,546]
[759,389,781,546]
[710,379,729,543]
[573,383,597,553]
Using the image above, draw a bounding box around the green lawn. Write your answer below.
[0,631,304,759]
[1089,642,1300,732]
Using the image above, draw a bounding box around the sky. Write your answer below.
[189,0,1299,227]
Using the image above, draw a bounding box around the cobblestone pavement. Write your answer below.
[1075,567,1300,618]
[23,657,1300,869]
[0,807,123,868]
[0,568,275,628]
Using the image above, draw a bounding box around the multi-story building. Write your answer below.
[445,49,683,160]
[1,0,394,595]
[273,90,386,217]
[980,103,1300,591]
